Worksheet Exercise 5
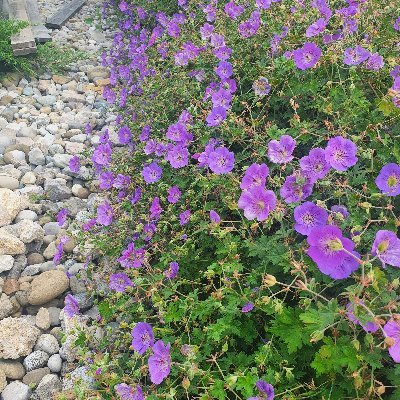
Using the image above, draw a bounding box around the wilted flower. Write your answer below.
[346,302,379,333]
[268,135,296,164]
[238,186,277,221]
[164,261,179,279]
[293,42,322,70]
[307,225,360,279]
[325,136,358,171]
[64,294,80,319]
[294,202,328,235]
[371,230,400,268]
[375,163,400,196]
[210,210,221,224]
[109,273,134,292]
[253,77,271,96]
[131,322,154,355]
[148,340,171,384]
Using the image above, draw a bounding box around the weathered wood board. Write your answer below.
[25,0,52,42]
[9,0,37,55]
[45,0,86,29]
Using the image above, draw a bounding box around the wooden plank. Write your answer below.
[9,0,36,55]
[24,0,52,43]
[1,0,9,16]
[45,0,86,29]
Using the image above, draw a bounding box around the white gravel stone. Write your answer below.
[47,354,62,373]
[1,380,31,400]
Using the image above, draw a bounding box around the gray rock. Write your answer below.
[34,334,59,355]
[37,95,56,107]
[28,148,46,166]
[43,222,60,236]
[23,350,49,372]
[0,255,14,273]
[15,210,38,222]
[0,293,14,319]
[0,360,25,379]
[0,174,19,189]
[47,307,61,326]
[44,178,71,201]
[1,380,31,400]
[35,374,62,400]
[47,354,62,373]
[53,153,72,168]
[22,367,50,386]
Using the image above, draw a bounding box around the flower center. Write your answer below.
[256,200,265,211]
[378,240,389,253]
[387,175,398,187]
[327,238,343,251]
[302,212,315,226]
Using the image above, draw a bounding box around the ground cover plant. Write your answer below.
[62,0,400,398]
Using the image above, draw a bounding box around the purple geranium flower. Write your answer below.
[331,205,349,219]
[383,320,400,363]
[57,208,69,227]
[142,161,162,183]
[179,209,191,225]
[208,146,235,174]
[215,61,233,80]
[99,171,114,190]
[115,383,144,400]
[299,148,330,182]
[97,202,113,226]
[307,225,360,279]
[248,380,274,400]
[210,210,221,224]
[166,122,189,142]
[109,273,134,292]
[306,18,328,37]
[167,186,181,204]
[64,294,80,319]
[346,302,379,333]
[394,17,400,31]
[365,53,384,71]
[252,77,271,96]
[150,197,163,220]
[166,145,189,168]
[92,143,112,166]
[241,302,254,313]
[224,1,244,19]
[238,186,277,221]
[280,173,313,203]
[164,261,179,279]
[293,42,322,70]
[375,163,400,196]
[118,125,132,144]
[343,46,370,66]
[206,106,227,127]
[267,135,296,164]
[325,136,358,171]
[131,322,154,355]
[148,340,171,384]
[371,230,400,268]
[240,163,269,190]
[294,202,328,235]
[69,156,80,173]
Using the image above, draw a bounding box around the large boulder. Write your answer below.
[0,189,26,227]
[0,231,25,255]
[28,270,69,305]
[0,317,40,359]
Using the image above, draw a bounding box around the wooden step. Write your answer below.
[25,0,52,43]
[45,0,86,29]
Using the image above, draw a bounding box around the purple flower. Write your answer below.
[57,208,69,227]
[248,380,274,400]
[371,230,400,268]
[294,202,328,235]
[69,156,80,173]
[109,273,134,292]
[164,261,179,279]
[208,146,235,174]
[252,77,271,96]
[240,163,269,190]
[267,135,296,164]
[167,186,182,204]
[99,171,114,190]
[132,322,154,355]
[239,11,261,38]
[306,18,328,37]
[118,125,132,144]
[211,88,232,110]
[64,294,80,319]
[224,1,244,19]
[293,42,322,70]
[215,61,233,80]
[343,46,370,65]
[115,383,144,400]
[179,209,191,225]
[119,243,146,269]
[307,225,360,279]
[394,17,400,31]
[142,161,162,183]
[206,107,227,127]
[325,136,358,171]
[331,205,349,219]
[166,145,189,169]
[166,122,189,142]
[92,143,112,166]
[238,186,277,221]
[241,302,254,313]
[299,148,330,182]
[210,210,221,224]
[280,173,313,203]
[97,202,113,226]
[346,302,379,333]
[365,53,384,71]
[150,197,163,220]
[383,320,400,363]
[375,163,400,196]
[148,340,171,384]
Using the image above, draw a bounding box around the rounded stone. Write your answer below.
[27,253,44,265]
[0,360,25,379]
[34,334,60,355]
[35,374,62,400]
[35,308,51,330]
[15,210,38,223]
[22,367,50,386]
[0,255,14,273]
[47,354,62,373]
[28,270,69,305]
[1,380,31,400]
[23,350,49,372]
[0,174,19,189]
